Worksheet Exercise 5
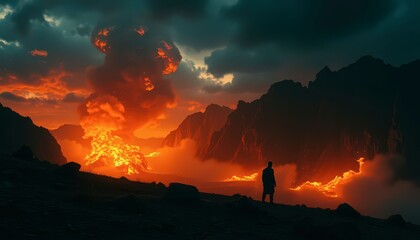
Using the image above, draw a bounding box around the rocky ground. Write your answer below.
[1,153,420,240]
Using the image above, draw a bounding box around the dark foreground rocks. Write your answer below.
[164,182,200,203]
[1,153,419,240]
[334,203,361,219]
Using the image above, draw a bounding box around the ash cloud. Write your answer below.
[223,0,398,48]
[79,22,182,134]
[3,0,420,102]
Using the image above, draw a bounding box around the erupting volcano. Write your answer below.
[2,1,420,238]
[79,24,181,176]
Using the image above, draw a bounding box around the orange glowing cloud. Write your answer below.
[156,41,179,74]
[144,77,155,91]
[187,101,204,112]
[0,70,88,129]
[93,27,113,53]
[98,28,110,36]
[134,26,148,36]
[30,49,48,57]
[0,70,88,101]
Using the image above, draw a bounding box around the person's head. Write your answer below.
[267,161,273,168]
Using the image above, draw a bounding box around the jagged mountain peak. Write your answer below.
[201,57,420,183]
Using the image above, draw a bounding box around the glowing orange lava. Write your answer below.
[84,129,148,175]
[224,172,258,182]
[290,158,365,197]
[145,151,160,158]
[81,96,148,176]
[30,49,48,57]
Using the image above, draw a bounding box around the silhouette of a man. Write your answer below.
[262,161,276,204]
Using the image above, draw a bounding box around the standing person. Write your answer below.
[262,161,276,204]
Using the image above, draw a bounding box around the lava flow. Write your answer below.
[80,95,148,176]
[290,158,365,197]
[84,129,147,175]
[224,172,259,182]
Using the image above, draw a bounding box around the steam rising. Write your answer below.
[273,155,420,224]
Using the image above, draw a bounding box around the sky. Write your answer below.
[1,0,420,138]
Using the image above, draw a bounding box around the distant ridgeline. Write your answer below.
[0,103,66,164]
[167,56,420,184]
[162,104,233,157]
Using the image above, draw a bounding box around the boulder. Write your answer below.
[334,203,361,219]
[386,214,406,227]
[227,195,259,214]
[12,145,37,161]
[164,182,200,203]
[59,162,81,175]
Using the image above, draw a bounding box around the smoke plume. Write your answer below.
[79,23,182,134]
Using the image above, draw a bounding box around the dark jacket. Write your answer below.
[262,167,276,193]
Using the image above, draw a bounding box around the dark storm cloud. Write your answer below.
[0,91,58,104]
[200,0,420,93]
[145,0,210,20]
[76,24,92,37]
[0,92,26,102]
[168,60,205,90]
[10,0,46,34]
[171,16,233,51]
[223,72,283,93]
[0,14,99,86]
[2,0,420,102]
[224,0,398,47]
[205,45,282,78]
[62,92,85,103]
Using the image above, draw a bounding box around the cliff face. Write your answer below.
[162,104,232,157]
[0,103,66,164]
[203,56,420,183]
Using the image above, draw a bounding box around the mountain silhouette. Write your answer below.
[193,56,420,183]
[0,103,66,164]
[162,104,232,157]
